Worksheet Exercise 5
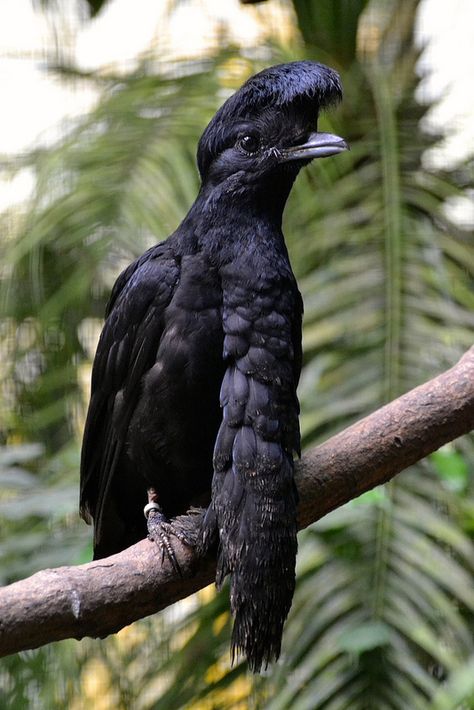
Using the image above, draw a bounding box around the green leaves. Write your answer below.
[0,443,89,584]
[431,446,469,492]
[292,0,370,66]
[338,621,392,655]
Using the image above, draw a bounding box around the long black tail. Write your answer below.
[202,367,299,671]
[202,272,302,671]
[225,452,298,671]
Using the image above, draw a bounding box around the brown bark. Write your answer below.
[0,346,473,658]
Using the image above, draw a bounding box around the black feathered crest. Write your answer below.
[197,61,342,178]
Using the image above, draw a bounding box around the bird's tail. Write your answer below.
[204,441,298,672]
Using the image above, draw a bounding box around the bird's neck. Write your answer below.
[177,176,295,266]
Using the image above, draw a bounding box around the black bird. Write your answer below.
[80,60,347,672]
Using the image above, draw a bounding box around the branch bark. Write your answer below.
[1,347,473,658]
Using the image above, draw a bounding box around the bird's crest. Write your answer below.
[197,60,342,178]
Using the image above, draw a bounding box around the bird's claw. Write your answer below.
[144,499,207,575]
[145,507,182,576]
[145,505,206,576]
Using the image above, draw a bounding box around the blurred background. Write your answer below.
[1,0,473,708]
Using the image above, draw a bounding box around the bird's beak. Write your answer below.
[280,132,349,162]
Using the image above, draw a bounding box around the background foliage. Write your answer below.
[1,0,473,708]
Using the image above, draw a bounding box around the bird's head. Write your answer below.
[197,61,348,211]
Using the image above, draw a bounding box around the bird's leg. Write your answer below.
[144,489,205,575]
[144,487,182,575]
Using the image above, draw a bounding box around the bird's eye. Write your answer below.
[238,135,260,154]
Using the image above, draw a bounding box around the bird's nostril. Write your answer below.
[285,133,309,149]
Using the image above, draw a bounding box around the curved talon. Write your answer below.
[147,510,182,576]
[145,503,204,576]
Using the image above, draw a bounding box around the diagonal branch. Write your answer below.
[0,346,473,658]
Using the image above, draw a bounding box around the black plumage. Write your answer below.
[80,60,347,671]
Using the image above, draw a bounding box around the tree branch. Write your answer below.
[1,347,473,658]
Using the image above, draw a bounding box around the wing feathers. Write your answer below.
[79,249,179,528]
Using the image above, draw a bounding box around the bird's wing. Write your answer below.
[79,246,179,540]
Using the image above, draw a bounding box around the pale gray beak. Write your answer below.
[280,132,349,161]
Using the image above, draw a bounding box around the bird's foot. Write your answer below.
[145,503,181,575]
[144,502,205,576]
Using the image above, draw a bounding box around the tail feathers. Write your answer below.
[210,452,298,672]
[229,536,297,672]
